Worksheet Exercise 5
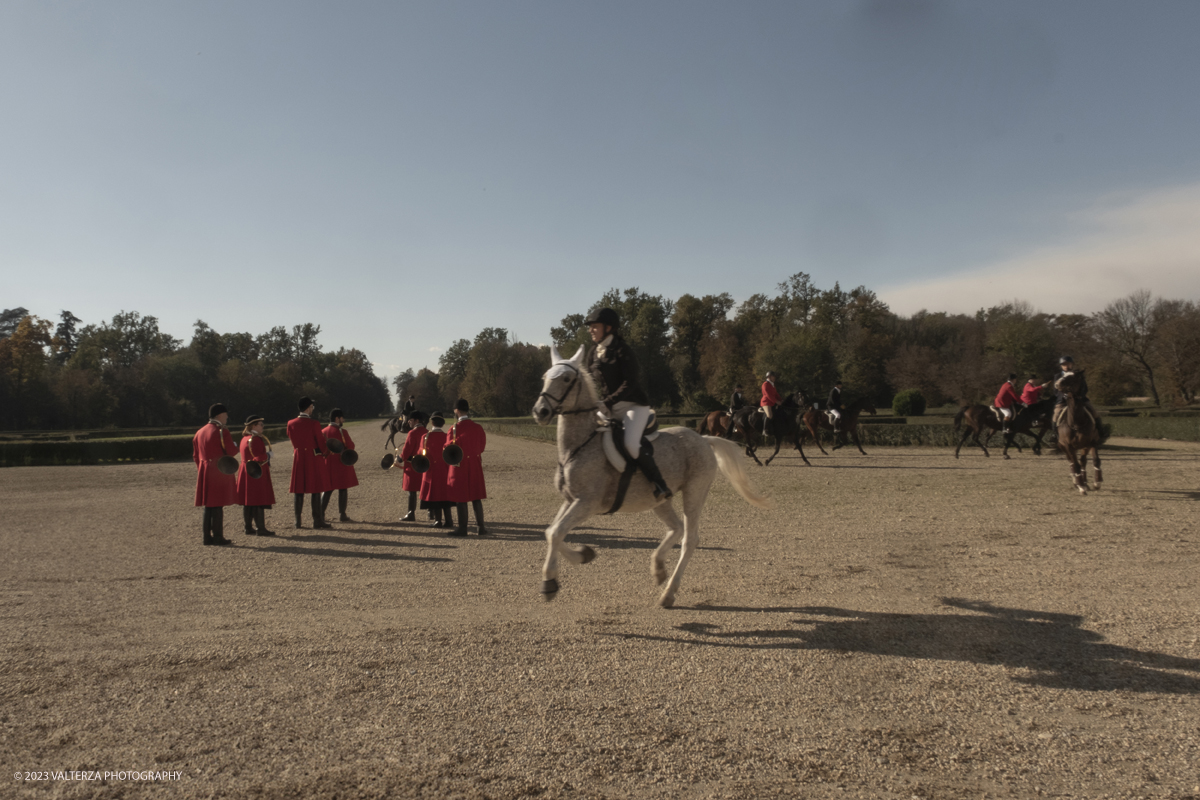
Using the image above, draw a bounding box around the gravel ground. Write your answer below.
[1,422,1198,799]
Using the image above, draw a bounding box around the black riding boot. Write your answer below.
[431,506,445,528]
[320,490,332,515]
[635,451,673,500]
[312,493,331,528]
[243,506,256,535]
[294,494,304,528]
[400,492,416,522]
[472,499,488,535]
[202,507,214,546]
[255,507,275,537]
[211,507,231,545]
[338,489,350,522]
[449,503,468,537]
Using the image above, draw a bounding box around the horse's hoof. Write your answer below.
[579,545,596,564]
[658,594,675,609]
[653,563,667,585]
[541,579,559,597]
[1003,454,1010,460]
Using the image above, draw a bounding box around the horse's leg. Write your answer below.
[954,427,969,459]
[1090,445,1102,490]
[650,502,685,588]
[809,421,829,456]
[764,433,783,466]
[1063,443,1086,495]
[977,428,990,458]
[655,478,713,609]
[541,498,597,598]
[794,428,811,466]
[852,425,867,456]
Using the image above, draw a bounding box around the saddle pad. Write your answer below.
[601,427,660,472]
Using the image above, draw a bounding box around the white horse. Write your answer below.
[532,344,772,607]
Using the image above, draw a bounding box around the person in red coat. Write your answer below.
[287,396,332,530]
[994,373,1020,433]
[419,412,454,528]
[760,371,783,437]
[236,414,276,537]
[321,407,359,523]
[447,398,489,537]
[1020,374,1048,406]
[193,403,237,546]
[392,410,427,522]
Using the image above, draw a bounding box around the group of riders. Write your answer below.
[726,373,848,439]
[993,354,1099,434]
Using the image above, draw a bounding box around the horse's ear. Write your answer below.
[550,344,562,363]
[570,345,586,365]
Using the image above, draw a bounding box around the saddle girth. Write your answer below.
[603,420,654,515]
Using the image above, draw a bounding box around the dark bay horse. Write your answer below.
[1000,398,1055,458]
[1054,371,1102,494]
[381,415,412,449]
[800,397,876,456]
[730,392,811,466]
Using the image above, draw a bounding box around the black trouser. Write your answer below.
[294,493,325,526]
[454,499,487,533]
[202,506,225,542]
[321,488,348,518]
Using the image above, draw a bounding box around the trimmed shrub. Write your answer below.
[892,389,927,417]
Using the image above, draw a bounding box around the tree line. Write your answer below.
[392,275,1200,417]
[0,308,391,430]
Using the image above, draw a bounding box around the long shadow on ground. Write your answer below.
[604,598,1200,694]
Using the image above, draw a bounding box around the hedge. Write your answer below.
[0,426,291,467]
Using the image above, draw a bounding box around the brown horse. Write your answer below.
[800,397,876,455]
[697,410,734,438]
[381,415,412,449]
[1000,398,1055,458]
[955,403,1040,459]
[1054,371,1102,494]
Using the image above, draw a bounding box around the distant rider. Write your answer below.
[994,373,1020,433]
[827,379,845,433]
[1053,356,1100,428]
[760,371,782,437]
[584,308,673,500]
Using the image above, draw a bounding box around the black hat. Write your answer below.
[584,307,620,328]
[209,403,228,418]
[430,412,445,427]
[410,410,428,424]
[454,398,470,412]
[244,414,264,426]
[1008,373,1017,381]
[329,407,344,421]
[298,396,313,411]
[1059,355,1074,364]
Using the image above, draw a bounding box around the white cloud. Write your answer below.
[427,346,441,353]
[879,183,1200,317]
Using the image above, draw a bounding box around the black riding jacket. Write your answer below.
[1053,371,1088,406]
[729,390,744,411]
[827,387,843,410]
[586,334,650,409]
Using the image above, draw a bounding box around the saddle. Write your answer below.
[600,413,660,515]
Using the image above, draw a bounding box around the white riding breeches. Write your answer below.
[829,409,842,421]
[999,407,1014,421]
[611,401,651,459]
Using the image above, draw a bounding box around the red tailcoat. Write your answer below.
[760,379,782,407]
[418,429,452,502]
[287,415,332,494]
[398,425,427,492]
[446,417,487,502]
[1020,382,1043,405]
[322,424,359,490]
[236,433,276,507]
[193,423,237,507]
[995,382,1020,409]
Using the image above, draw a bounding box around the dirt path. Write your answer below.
[2,423,1198,799]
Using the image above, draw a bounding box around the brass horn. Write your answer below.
[411,452,431,473]
[442,443,463,466]
[380,452,395,470]
[217,455,239,476]
[246,460,263,479]
[340,449,359,466]
[326,437,345,454]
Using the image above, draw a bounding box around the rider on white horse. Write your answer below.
[584,307,673,499]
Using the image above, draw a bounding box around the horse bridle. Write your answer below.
[538,363,595,416]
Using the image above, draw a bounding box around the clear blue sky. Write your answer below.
[4,1,1199,389]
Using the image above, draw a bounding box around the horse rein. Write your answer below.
[538,363,596,417]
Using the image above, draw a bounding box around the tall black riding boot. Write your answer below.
[400,492,416,522]
[294,494,304,528]
[431,506,445,528]
[202,507,214,546]
[243,506,256,535]
[472,499,489,535]
[635,451,673,500]
[321,491,332,515]
[449,502,468,536]
[338,489,350,522]
[212,507,231,545]
[255,507,276,537]
[312,493,331,529]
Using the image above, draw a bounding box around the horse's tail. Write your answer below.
[953,406,967,432]
[697,416,709,436]
[381,416,397,431]
[703,436,773,509]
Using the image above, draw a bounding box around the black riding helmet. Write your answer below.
[585,307,620,328]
